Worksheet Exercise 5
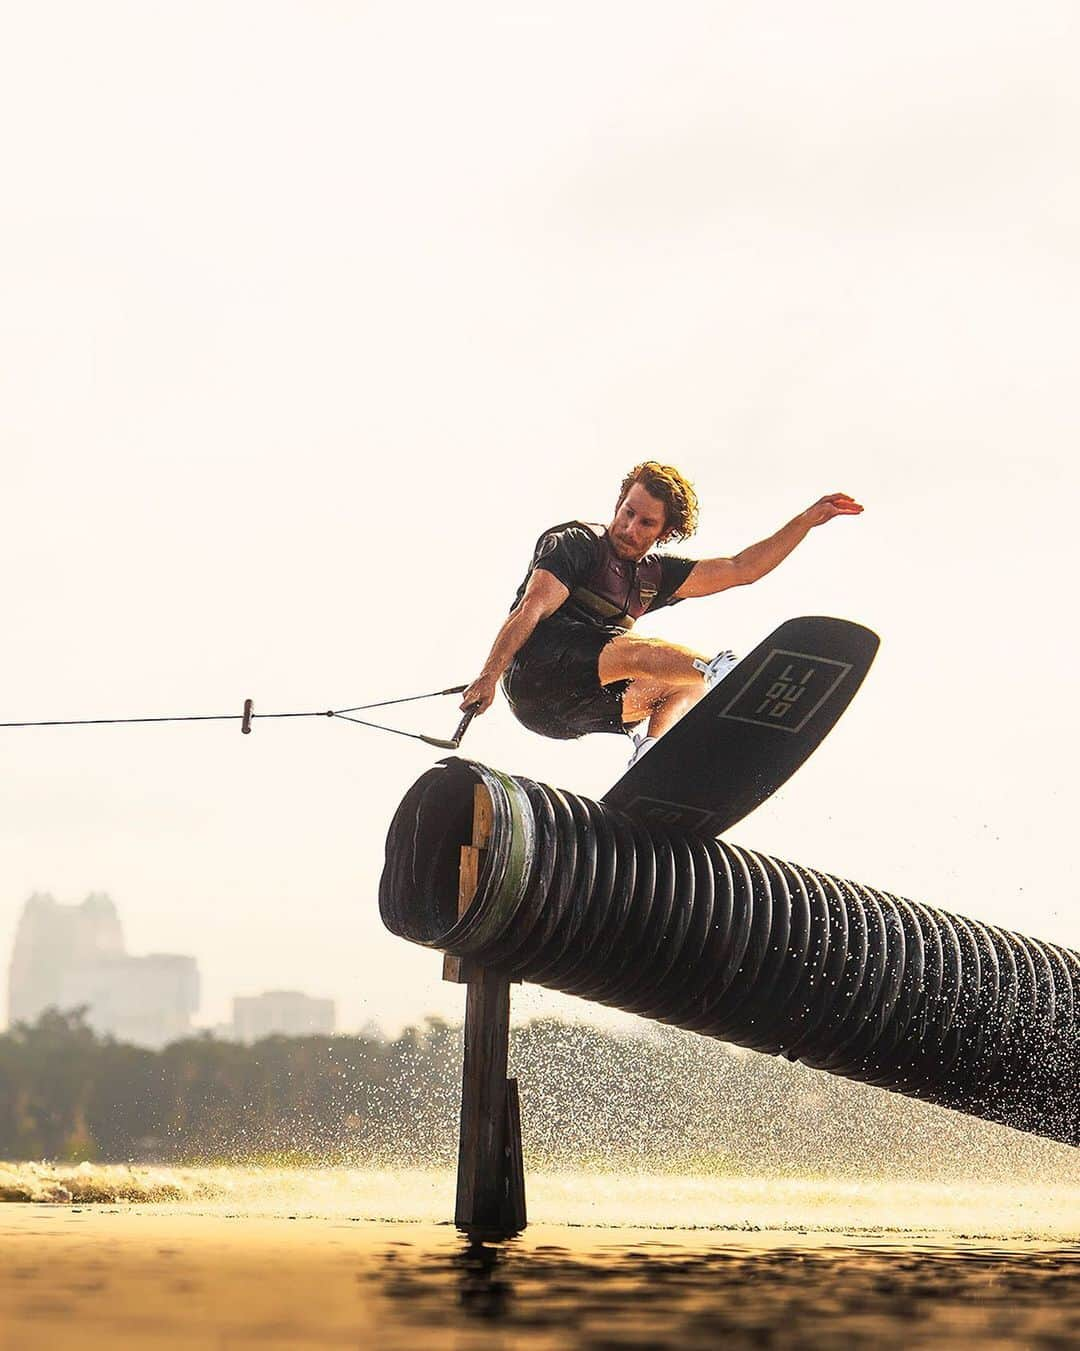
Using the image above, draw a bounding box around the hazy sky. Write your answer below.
[3,1,1078,1035]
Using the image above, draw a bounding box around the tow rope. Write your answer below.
[0,685,480,750]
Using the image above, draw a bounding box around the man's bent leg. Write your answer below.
[597,633,706,688]
[603,636,712,741]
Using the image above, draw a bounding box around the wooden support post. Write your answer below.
[455,970,518,1235]
[443,783,527,1238]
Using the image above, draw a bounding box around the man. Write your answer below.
[461,462,862,765]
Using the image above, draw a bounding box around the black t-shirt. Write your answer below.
[512,520,696,632]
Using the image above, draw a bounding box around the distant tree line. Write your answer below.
[1,1007,1077,1180]
[0,1008,459,1166]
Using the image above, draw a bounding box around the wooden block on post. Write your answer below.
[443,845,481,982]
[442,784,493,983]
[471,781,494,849]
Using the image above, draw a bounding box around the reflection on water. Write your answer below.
[376,1237,1080,1349]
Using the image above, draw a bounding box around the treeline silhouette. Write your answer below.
[0,1008,460,1166]
[3,1007,1079,1179]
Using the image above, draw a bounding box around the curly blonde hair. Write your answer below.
[617,461,699,543]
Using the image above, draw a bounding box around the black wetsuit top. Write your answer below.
[511,520,695,631]
[500,522,696,740]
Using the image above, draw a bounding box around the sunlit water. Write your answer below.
[2,1156,1080,1237]
[3,1163,1079,1347]
[3,1160,1080,1239]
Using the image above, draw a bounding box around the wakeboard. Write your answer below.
[602,615,879,837]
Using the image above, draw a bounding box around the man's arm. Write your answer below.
[460,569,570,715]
[672,493,863,600]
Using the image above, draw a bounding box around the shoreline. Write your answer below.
[3,1161,1079,1241]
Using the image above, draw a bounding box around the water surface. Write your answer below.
[1,1164,1077,1348]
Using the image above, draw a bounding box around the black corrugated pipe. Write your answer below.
[379,757,1080,1148]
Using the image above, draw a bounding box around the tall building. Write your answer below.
[231,990,335,1042]
[7,892,199,1048]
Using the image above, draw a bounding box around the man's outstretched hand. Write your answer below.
[804,493,863,527]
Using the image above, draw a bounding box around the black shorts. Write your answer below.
[501,621,634,740]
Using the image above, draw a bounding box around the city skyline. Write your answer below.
[6,890,337,1045]
[8,890,198,1048]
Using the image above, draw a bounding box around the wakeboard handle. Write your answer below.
[422,702,480,750]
